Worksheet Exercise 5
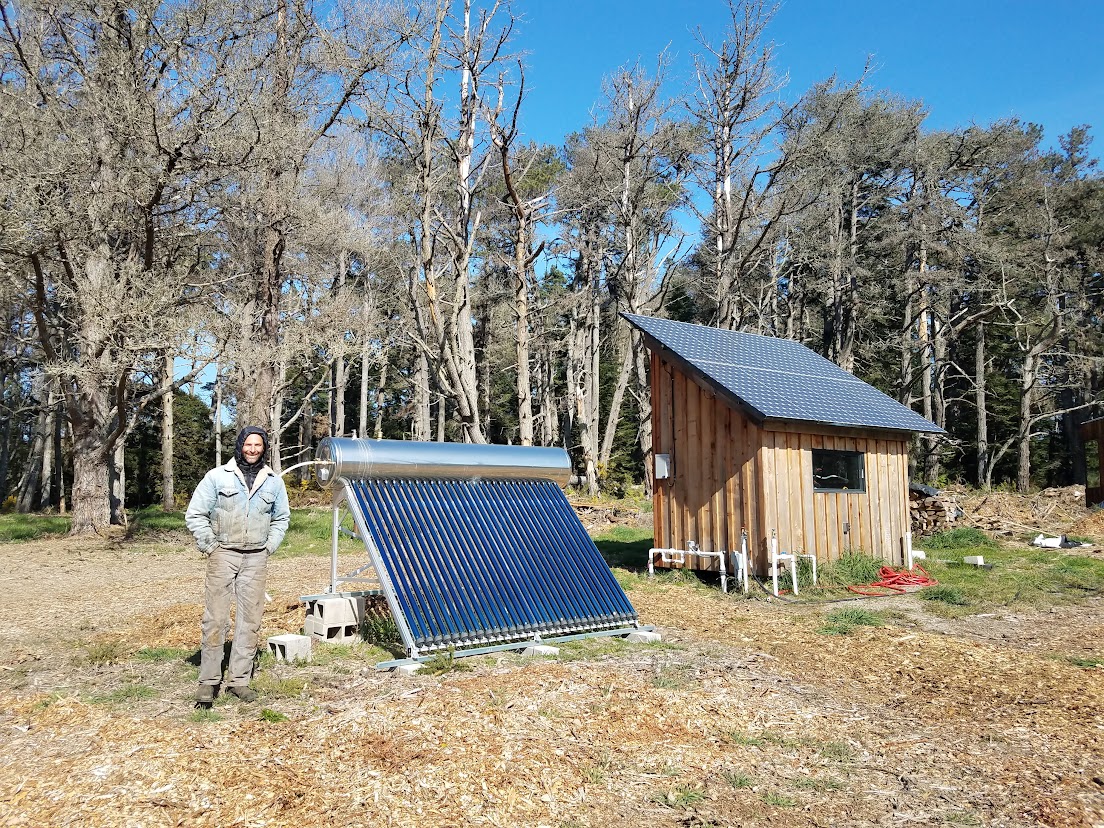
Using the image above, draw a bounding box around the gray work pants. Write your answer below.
[199,547,268,687]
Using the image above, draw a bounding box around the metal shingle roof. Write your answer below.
[624,313,944,434]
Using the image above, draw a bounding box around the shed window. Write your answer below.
[812,449,866,492]
[1087,439,1100,488]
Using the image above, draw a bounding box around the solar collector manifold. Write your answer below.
[317,438,639,660]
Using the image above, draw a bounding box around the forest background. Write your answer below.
[1,0,1101,534]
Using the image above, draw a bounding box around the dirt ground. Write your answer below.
[1,520,1102,828]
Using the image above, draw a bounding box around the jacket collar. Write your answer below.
[223,459,273,496]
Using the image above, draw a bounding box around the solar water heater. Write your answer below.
[309,438,645,668]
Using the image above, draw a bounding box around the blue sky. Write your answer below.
[515,0,1103,150]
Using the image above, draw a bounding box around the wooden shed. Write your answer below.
[1080,417,1104,508]
[624,313,944,574]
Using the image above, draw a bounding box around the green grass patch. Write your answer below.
[819,741,854,761]
[921,528,998,551]
[723,770,755,789]
[128,507,187,533]
[578,750,615,784]
[361,614,402,650]
[652,784,705,809]
[251,674,308,699]
[761,730,804,749]
[651,667,696,691]
[259,707,289,723]
[817,607,885,635]
[1068,657,1104,668]
[421,648,473,675]
[920,585,969,605]
[818,551,885,588]
[792,776,843,791]
[554,636,637,662]
[84,639,130,665]
[0,513,71,541]
[132,647,191,664]
[724,730,765,747]
[921,543,1104,614]
[188,708,223,722]
[593,526,653,570]
[275,509,365,558]
[763,792,798,807]
[29,693,66,712]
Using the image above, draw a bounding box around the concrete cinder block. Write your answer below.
[521,644,560,657]
[963,555,986,566]
[394,662,423,676]
[268,633,311,663]
[304,596,365,643]
[306,596,365,626]
[303,615,359,644]
[626,630,662,644]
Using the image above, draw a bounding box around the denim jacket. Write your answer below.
[185,460,290,555]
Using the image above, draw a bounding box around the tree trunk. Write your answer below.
[213,373,223,466]
[1017,350,1036,493]
[580,265,602,495]
[374,362,387,440]
[110,439,126,525]
[0,415,11,501]
[40,390,56,510]
[16,392,47,513]
[600,326,633,470]
[632,329,654,497]
[537,344,558,447]
[515,240,534,445]
[299,393,313,486]
[359,307,370,439]
[55,405,66,514]
[161,351,175,510]
[413,351,432,441]
[70,423,112,534]
[331,249,348,438]
[330,357,346,438]
[270,362,284,473]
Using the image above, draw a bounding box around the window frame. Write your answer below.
[1086,438,1101,489]
[811,448,867,493]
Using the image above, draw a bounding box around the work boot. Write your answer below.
[195,684,216,704]
[226,685,258,703]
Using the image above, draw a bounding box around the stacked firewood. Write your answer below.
[910,488,961,537]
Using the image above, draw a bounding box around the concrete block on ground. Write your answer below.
[626,630,662,644]
[305,596,365,626]
[268,633,311,663]
[394,663,422,676]
[521,644,559,657]
[304,615,359,644]
[963,555,985,566]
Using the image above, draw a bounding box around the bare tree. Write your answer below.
[0,0,227,532]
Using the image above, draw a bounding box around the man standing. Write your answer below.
[185,426,290,703]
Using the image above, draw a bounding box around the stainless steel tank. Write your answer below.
[314,437,572,487]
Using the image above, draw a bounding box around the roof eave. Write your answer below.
[761,416,944,437]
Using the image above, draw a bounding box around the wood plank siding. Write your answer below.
[1080,418,1104,507]
[651,354,913,573]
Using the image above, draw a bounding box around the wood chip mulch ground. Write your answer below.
[1,533,1102,828]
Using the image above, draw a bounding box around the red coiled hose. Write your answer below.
[846,564,938,596]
